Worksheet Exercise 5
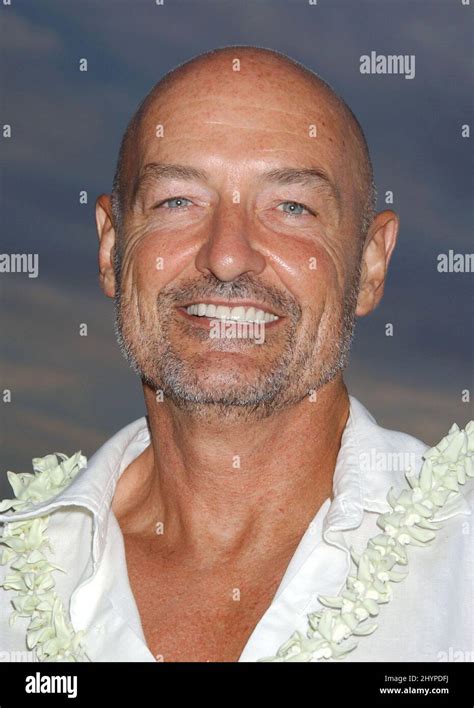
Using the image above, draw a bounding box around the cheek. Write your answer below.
[266,235,319,287]
[123,232,198,298]
[308,243,350,308]
[276,242,338,317]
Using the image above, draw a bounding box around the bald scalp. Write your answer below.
[110,46,376,240]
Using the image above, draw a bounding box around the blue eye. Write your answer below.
[155,197,192,209]
[277,201,312,216]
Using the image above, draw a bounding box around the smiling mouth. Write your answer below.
[176,301,284,328]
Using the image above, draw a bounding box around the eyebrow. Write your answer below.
[132,162,340,208]
[132,163,208,205]
[258,166,340,204]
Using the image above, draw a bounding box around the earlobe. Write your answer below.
[95,194,117,299]
[355,210,399,317]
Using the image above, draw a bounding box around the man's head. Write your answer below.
[96,45,398,420]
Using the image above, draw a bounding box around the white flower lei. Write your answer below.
[258,420,474,662]
[0,420,472,663]
[0,451,89,662]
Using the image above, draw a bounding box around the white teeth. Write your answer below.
[215,305,228,319]
[185,303,279,323]
[246,307,256,322]
[231,306,246,321]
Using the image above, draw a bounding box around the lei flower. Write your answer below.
[258,421,474,662]
[0,451,89,662]
[0,420,472,663]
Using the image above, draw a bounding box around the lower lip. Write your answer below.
[176,307,283,330]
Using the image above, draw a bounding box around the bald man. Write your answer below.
[0,46,472,664]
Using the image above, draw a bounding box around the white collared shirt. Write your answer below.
[1,396,472,662]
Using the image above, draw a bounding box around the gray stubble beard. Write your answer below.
[113,250,362,423]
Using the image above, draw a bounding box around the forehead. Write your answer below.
[133,62,358,199]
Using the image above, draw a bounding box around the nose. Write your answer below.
[194,200,266,282]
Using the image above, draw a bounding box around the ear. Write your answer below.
[356,210,399,317]
[95,194,117,298]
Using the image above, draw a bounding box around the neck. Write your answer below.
[113,377,350,565]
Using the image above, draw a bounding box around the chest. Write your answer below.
[123,535,287,662]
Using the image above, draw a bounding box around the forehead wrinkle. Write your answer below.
[200,121,314,137]
[148,92,346,134]
[157,99,329,123]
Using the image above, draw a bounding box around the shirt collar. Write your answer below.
[0,417,151,567]
[1,395,467,568]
